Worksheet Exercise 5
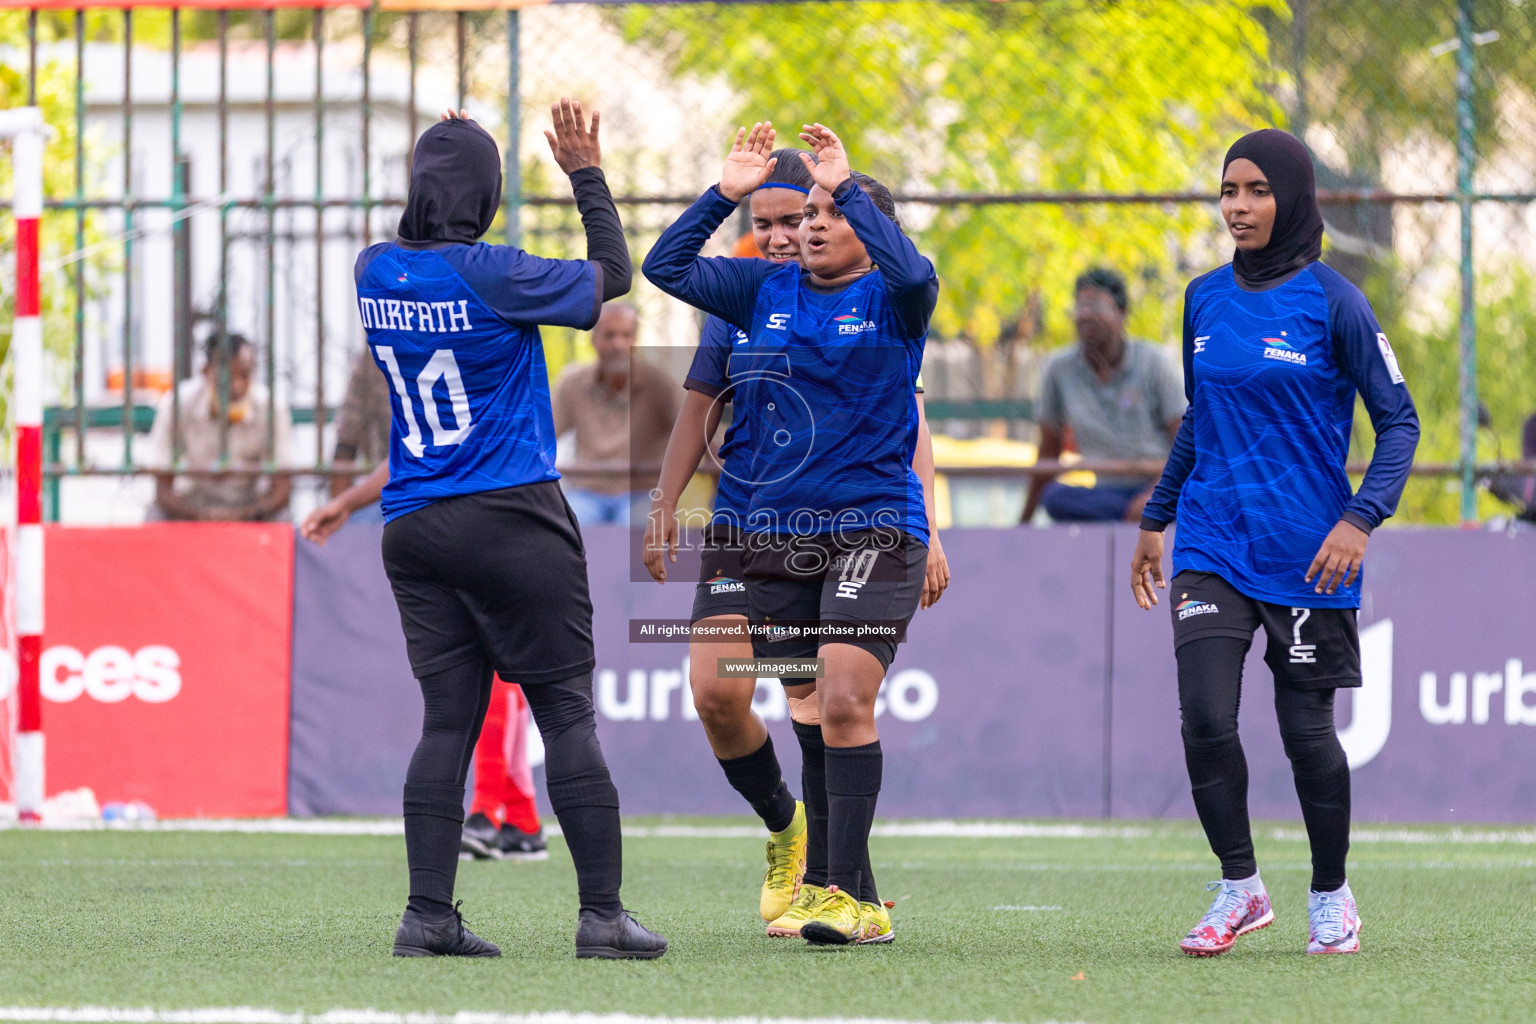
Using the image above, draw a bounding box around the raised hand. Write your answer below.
[797,123,853,193]
[719,122,777,203]
[544,97,601,175]
[440,108,470,121]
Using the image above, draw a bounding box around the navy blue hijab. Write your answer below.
[1223,128,1324,284]
[398,119,503,245]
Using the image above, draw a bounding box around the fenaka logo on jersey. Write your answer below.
[1176,598,1220,621]
[709,575,746,595]
[1262,337,1307,366]
[835,312,878,336]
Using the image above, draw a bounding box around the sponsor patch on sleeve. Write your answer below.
[1377,333,1405,385]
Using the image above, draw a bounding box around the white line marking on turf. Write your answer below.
[1,819,1160,840]
[990,905,1064,911]
[0,1011,1104,1024]
[9,818,1536,846]
[1269,826,1536,845]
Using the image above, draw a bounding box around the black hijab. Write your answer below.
[397,119,503,245]
[1222,128,1324,284]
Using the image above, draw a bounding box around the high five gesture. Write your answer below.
[544,96,602,175]
[797,123,853,193]
[719,122,778,203]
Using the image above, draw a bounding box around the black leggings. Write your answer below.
[404,661,622,917]
[1177,637,1351,892]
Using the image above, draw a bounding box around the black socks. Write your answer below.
[403,782,466,918]
[545,768,624,917]
[526,674,625,917]
[403,665,626,920]
[1178,636,1353,888]
[1178,637,1258,879]
[1183,726,1258,879]
[718,734,798,834]
[1276,687,1352,892]
[825,741,882,904]
[792,720,829,888]
[403,658,495,919]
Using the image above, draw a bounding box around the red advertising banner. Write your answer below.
[41,524,293,817]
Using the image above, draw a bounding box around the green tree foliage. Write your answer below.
[617,0,1284,345]
[1373,267,1536,524]
[1272,0,1536,178]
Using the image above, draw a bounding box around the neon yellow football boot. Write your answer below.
[766,882,827,937]
[760,801,808,923]
[857,899,896,944]
[800,884,862,945]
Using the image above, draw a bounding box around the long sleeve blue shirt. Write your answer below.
[1141,261,1420,608]
[644,180,938,544]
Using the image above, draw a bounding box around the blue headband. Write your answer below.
[755,182,810,194]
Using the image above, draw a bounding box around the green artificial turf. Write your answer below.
[0,819,1531,1023]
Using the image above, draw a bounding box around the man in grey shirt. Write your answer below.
[1020,268,1185,524]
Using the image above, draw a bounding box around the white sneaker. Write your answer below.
[1307,883,1361,955]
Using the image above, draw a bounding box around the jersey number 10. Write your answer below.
[375,345,473,458]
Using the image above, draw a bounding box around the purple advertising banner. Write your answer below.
[289,523,1536,823]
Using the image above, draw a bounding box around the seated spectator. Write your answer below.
[552,302,679,526]
[1020,268,1184,524]
[146,333,291,521]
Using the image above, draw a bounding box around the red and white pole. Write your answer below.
[4,107,46,822]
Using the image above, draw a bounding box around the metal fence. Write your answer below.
[2,0,1534,526]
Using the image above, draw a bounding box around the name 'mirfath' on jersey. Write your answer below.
[354,241,602,521]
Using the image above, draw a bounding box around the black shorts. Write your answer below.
[741,529,927,672]
[1170,570,1360,689]
[381,481,596,684]
[690,523,750,623]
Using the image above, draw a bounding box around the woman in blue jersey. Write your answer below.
[1130,129,1419,958]
[644,121,938,946]
[355,101,665,960]
[643,148,948,940]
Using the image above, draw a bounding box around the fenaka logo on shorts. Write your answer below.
[709,575,745,595]
[1176,598,1220,621]
[1262,336,1307,366]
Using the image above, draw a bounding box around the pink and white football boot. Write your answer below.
[1307,883,1362,955]
[1180,879,1274,957]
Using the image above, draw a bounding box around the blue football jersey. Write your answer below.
[684,315,752,526]
[1143,262,1419,608]
[646,181,937,544]
[354,241,600,521]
